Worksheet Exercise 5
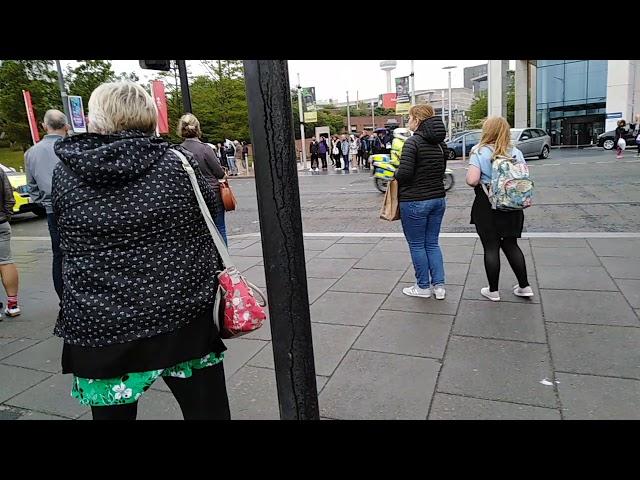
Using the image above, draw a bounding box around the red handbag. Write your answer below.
[172,149,266,338]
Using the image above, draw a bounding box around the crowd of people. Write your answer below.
[205,138,249,176]
[308,130,393,172]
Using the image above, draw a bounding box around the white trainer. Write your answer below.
[481,287,500,302]
[402,285,432,298]
[513,285,534,297]
[433,285,446,300]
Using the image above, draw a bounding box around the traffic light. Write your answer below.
[139,60,172,71]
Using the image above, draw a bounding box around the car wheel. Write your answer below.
[539,145,550,159]
[447,149,457,160]
[602,139,615,150]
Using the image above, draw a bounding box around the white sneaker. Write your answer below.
[335,167,341,171]
[513,285,534,297]
[402,285,432,298]
[481,287,500,302]
[433,285,446,300]
[351,167,358,171]
[314,168,320,172]
[4,304,21,317]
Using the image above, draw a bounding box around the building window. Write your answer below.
[586,60,607,101]
[564,61,588,102]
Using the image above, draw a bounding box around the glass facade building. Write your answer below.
[536,60,608,145]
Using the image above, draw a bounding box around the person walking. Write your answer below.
[309,137,319,172]
[0,164,19,318]
[614,119,627,159]
[394,105,448,300]
[340,134,351,171]
[52,81,230,420]
[318,135,329,170]
[25,109,68,301]
[178,113,228,245]
[466,116,533,302]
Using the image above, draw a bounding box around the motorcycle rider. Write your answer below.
[373,128,412,180]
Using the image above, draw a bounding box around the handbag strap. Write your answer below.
[171,148,234,269]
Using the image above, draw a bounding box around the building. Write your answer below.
[464,64,488,95]
[488,60,640,146]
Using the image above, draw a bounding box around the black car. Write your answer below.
[598,126,639,150]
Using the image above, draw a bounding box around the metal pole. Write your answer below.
[177,60,192,113]
[346,90,351,134]
[371,100,375,130]
[448,70,453,141]
[55,60,71,129]
[410,60,416,106]
[441,90,445,125]
[297,74,307,170]
[462,133,467,163]
[243,60,319,420]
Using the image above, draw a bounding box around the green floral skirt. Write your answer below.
[71,352,224,407]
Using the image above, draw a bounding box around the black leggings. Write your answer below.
[91,362,231,420]
[478,235,530,292]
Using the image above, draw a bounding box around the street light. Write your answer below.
[442,65,457,141]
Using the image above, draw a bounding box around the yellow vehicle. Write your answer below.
[0,163,46,218]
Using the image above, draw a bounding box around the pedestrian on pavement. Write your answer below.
[359,131,370,168]
[634,115,640,158]
[394,104,448,300]
[225,140,238,175]
[217,142,229,169]
[318,135,329,169]
[0,163,19,318]
[614,119,627,159]
[178,113,228,244]
[371,131,384,154]
[241,141,250,170]
[332,136,341,169]
[52,82,230,420]
[234,140,245,175]
[349,135,359,171]
[340,134,351,171]
[25,109,68,302]
[466,116,533,302]
[309,136,319,172]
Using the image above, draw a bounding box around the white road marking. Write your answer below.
[226,232,640,240]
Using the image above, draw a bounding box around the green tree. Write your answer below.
[66,60,119,110]
[0,60,61,149]
[467,91,488,129]
[506,70,515,127]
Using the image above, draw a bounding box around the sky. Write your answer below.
[61,60,516,102]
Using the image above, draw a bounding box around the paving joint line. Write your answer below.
[432,390,560,413]
[553,370,640,382]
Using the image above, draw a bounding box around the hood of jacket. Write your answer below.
[53,130,170,187]
[414,116,447,144]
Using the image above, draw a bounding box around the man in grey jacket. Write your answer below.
[25,109,68,300]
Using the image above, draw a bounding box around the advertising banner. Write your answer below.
[395,76,411,114]
[151,80,169,134]
[301,87,318,123]
[22,90,40,144]
[67,95,87,133]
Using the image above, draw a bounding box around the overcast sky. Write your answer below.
[61,60,516,102]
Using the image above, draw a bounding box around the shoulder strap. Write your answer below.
[171,148,234,269]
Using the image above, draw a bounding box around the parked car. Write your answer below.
[0,163,46,218]
[445,130,482,159]
[511,128,551,159]
[597,127,638,150]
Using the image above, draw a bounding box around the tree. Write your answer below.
[467,91,487,129]
[506,70,515,127]
[0,60,61,148]
[66,60,119,110]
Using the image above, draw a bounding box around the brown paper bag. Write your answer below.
[379,180,400,221]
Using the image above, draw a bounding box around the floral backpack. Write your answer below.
[482,148,534,211]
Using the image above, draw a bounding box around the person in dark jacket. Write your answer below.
[318,135,329,169]
[52,81,230,420]
[309,137,319,171]
[178,113,228,244]
[332,135,341,169]
[217,142,228,169]
[614,119,627,159]
[394,104,448,300]
[359,131,370,168]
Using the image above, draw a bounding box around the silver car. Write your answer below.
[511,128,551,159]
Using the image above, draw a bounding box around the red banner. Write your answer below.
[382,93,397,109]
[22,90,40,144]
[151,80,169,135]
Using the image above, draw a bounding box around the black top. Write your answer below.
[52,130,223,348]
[394,116,447,202]
[181,139,225,215]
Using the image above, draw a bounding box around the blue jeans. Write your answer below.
[400,198,446,289]
[226,156,237,174]
[214,210,228,246]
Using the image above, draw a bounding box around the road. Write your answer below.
[9,148,640,238]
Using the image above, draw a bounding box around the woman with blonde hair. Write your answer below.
[394,104,448,300]
[178,113,228,244]
[52,82,230,420]
[466,116,533,302]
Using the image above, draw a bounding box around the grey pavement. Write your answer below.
[2,234,640,420]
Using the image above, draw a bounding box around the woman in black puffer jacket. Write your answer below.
[52,82,230,421]
[394,104,448,300]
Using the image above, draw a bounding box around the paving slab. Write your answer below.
[336,237,383,244]
[531,246,600,266]
[556,372,640,420]
[440,245,476,264]
[227,366,279,420]
[136,389,182,420]
[438,237,478,246]
[223,338,269,378]
[540,290,639,326]
[428,393,560,420]
[1,336,63,373]
[454,300,546,343]
[316,243,375,259]
[304,239,339,251]
[248,323,362,377]
[330,268,404,295]
[354,310,452,359]
[437,336,557,408]
[0,338,40,361]
[600,257,640,279]
[462,272,541,304]
[353,251,412,271]
[319,350,440,420]
[529,238,589,248]
[5,373,88,419]
[547,322,640,380]
[230,255,263,273]
[537,266,618,291]
[305,257,358,279]
[616,279,640,308]
[0,364,51,403]
[401,262,470,286]
[307,278,338,304]
[588,238,640,258]
[381,283,463,316]
[310,291,386,326]
[229,242,264,257]
[241,265,266,288]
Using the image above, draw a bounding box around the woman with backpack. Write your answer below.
[466,116,533,302]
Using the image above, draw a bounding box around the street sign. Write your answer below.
[67,95,87,133]
[606,112,623,119]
